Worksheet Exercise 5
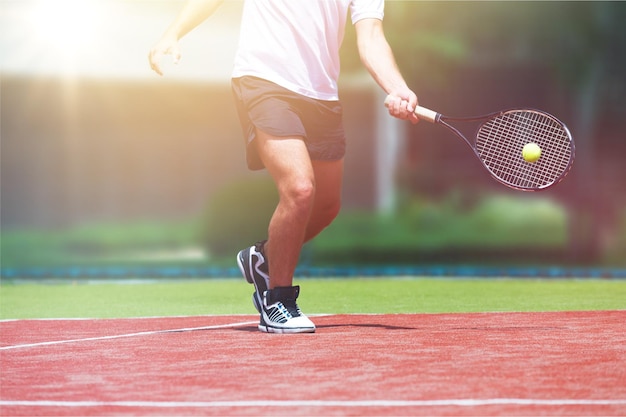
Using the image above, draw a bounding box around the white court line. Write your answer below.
[1,399,625,408]
[0,314,335,351]
[0,320,258,351]
[0,314,259,323]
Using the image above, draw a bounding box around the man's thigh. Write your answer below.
[254,129,343,207]
[254,129,314,190]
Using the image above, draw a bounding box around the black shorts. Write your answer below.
[231,76,346,170]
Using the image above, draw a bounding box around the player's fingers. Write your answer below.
[148,50,164,76]
[384,94,420,124]
[407,95,419,123]
[397,99,412,117]
[407,95,418,114]
[384,96,396,115]
[389,96,405,116]
[383,94,398,110]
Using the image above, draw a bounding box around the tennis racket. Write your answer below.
[389,101,575,191]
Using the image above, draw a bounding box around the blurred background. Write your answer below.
[2,0,625,278]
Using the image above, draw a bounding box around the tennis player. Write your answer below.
[149,0,419,333]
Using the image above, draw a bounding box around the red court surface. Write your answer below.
[1,311,625,416]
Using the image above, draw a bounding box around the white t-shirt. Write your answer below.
[232,0,384,101]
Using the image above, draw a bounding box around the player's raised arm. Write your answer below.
[148,0,224,76]
[354,18,419,124]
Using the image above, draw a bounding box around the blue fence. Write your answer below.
[2,266,625,280]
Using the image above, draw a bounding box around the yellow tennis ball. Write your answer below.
[522,143,541,163]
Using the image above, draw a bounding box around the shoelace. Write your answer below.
[281,300,302,318]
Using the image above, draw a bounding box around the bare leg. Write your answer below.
[255,131,315,289]
[304,159,343,243]
[255,130,344,288]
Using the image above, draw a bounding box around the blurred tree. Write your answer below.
[552,2,626,263]
[202,176,278,258]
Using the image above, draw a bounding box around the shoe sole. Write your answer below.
[258,324,316,334]
[258,309,316,334]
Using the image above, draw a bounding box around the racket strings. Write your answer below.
[475,111,572,189]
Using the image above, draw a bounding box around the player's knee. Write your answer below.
[283,179,316,212]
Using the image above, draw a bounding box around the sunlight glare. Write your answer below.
[27,0,102,55]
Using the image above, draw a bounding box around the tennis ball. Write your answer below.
[522,143,541,163]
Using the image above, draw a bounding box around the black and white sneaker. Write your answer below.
[259,286,315,334]
[236,241,269,313]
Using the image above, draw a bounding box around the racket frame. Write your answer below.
[414,106,575,191]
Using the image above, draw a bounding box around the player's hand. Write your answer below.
[148,36,181,76]
[384,93,419,125]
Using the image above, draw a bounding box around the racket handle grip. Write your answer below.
[413,106,439,123]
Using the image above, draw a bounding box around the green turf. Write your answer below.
[1,278,624,319]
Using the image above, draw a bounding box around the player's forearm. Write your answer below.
[356,19,409,95]
[164,0,224,40]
